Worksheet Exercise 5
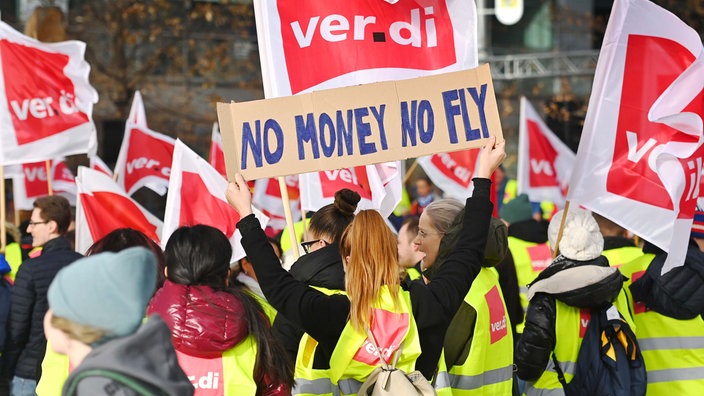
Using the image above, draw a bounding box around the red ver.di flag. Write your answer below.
[13,159,77,210]
[252,176,301,236]
[163,140,269,263]
[417,150,480,200]
[114,91,175,196]
[209,122,227,177]
[254,0,477,97]
[0,21,98,165]
[299,162,401,218]
[568,0,704,273]
[518,97,575,206]
[75,166,163,254]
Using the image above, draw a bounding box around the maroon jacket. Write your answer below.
[148,280,248,358]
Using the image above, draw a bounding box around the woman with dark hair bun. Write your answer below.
[273,188,361,363]
[148,225,293,396]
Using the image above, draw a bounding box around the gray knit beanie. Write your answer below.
[48,247,157,341]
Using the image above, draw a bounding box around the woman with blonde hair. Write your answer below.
[227,137,505,394]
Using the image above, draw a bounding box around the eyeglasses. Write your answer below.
[28,220,49,227]
[417,229,444,239]
[301,239,328,254]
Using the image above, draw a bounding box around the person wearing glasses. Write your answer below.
[226,136,506,394]
[0,196,82,396]
[273,188,361,364]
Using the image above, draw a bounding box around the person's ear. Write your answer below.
[47,220,59,235]
[163,267,168,279]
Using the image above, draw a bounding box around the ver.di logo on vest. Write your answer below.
[485,286,508,344]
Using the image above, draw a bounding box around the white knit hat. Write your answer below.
[548,207,603,261]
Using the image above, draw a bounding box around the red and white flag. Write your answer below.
[89,155,113,178]
[75,166,163,254]
[114,92,175,196]
[2,165,22,179]
[374,161,403,217]
[126,90,148,127]
[299,163,401,218]
[163,140,269,263]
[0,21,98,165]
[254,0,478,97]
[252,176,301,236]
[518,97,575,206]
[209,122,227,178]
[416,150,480,200]
[567,0,704,273]
[13,159,77,210]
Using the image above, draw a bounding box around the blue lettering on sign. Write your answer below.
[336,110,354,156]
[468,84,489,138]
[241,120,263,169]
[442,90,461,144]
[354,108,376,155]
[370,105,388,150]
[418,100,434,144]
[443,86,489,143]
[263,119,284,164]
[459,89,480,141]
[401,100,418,147]
[319,112,336,157]
[295,113,320,160]
[401,100,434,147]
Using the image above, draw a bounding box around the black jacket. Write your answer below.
[1,237,82,382]
[514,254,624,381]
[273,244,345,363]
[239,178,493,379]
[630,239,704,320]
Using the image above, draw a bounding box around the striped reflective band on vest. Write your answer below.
[524,382,566,396]
[448,364,513,390]
[648,367,704,383]
[545,358,576,377]
[435,369,451,390]
[293,377,339,396]
[638,336,704,351]
[337,372,450,395]
[337,378,362,395]
[524,360,577,395]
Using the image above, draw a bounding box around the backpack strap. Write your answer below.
[364,326,403,370]
[65,368,163,396]
[551,352,568,388]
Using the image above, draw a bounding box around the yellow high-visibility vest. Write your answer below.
[621,254,704,396]
[447,267,514,395]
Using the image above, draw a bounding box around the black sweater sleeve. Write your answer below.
[406,177,494,378]
[237,215,350,359]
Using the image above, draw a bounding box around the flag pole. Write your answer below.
[45,160,53,195]
[552,200,571,259]
[299,178,308,241]
[278,176,299,260]
[403,160,419,185]
[0,167,6,253]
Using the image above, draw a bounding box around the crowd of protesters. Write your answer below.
[0,135,702,396]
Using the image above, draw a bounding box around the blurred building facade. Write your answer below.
[0,0,700,176]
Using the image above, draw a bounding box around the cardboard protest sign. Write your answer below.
[217,65,502,180]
